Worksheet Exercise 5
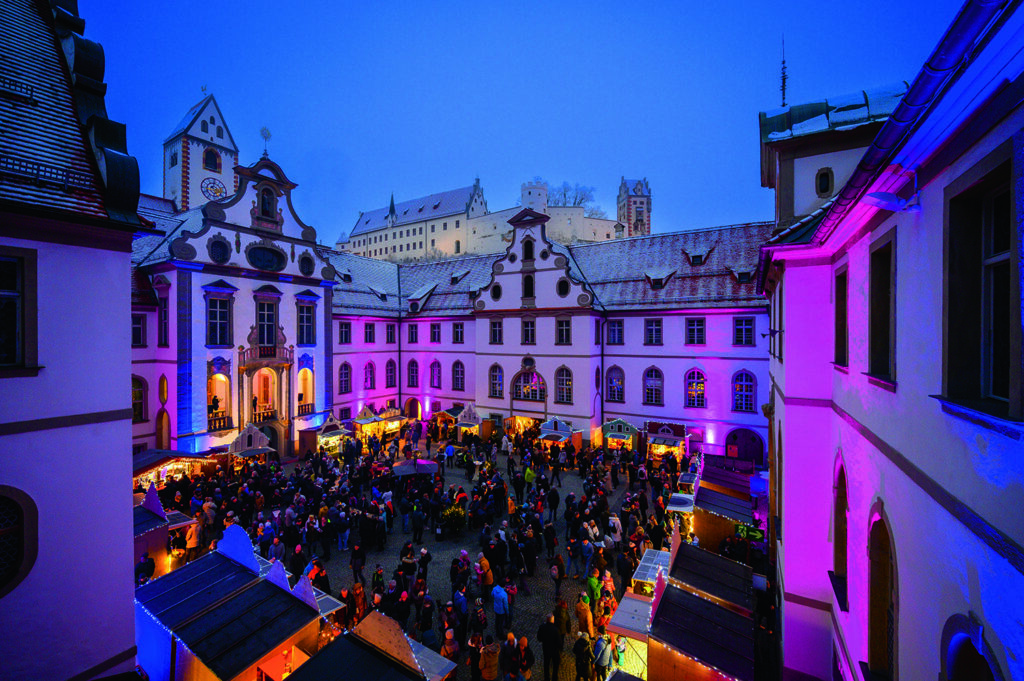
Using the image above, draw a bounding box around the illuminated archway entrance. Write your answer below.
[726,428,764,465]
[404,397,421,419]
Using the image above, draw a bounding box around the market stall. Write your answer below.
[607,592,653,680]
[132,448,214,492]
[693,487,757,556]
[665,494,695,539]
[392,458,439,477]
[643,421,687,468]
[224,424,275,471]
[600,418,639,451]
[629,548,671,597]
[298,416,352,459]
[134,484,197,579]
[454,402,488,442]
[669,541,754,618]
[503,414,539,436]
[538,417,582,451]
[353,405,381,441]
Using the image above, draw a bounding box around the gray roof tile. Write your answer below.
[347,185,476,239]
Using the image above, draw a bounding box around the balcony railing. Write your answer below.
[208,411,232,432]
[239,344,293,365]
[297,403,314,416]
[253,408,277,424]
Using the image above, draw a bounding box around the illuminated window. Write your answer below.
[685,369,706,408]
[489,365,503,399]
[732,371,755,412]
[643,367,663,406]
[607,367,624,403]
[555,367,573,404]
[513,371,546,401]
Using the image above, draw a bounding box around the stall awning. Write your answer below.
[456,421,479,429]
[393,459,438,477]
[670,543,754,613]
[631,548,671,585]
[132,449,210,477]
[649,436,682,447]
[696,487,754,526]
[232,446,274,459]
[606,432,632,441]
[355,417,379,425]
[649,585,754,681]
[666,493,694,515]
[541,433,570,442]
[166,511,197,531]
[607,592,653,641]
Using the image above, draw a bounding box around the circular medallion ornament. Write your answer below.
[201,177,227,200]
[298,255,315,276]
[209,239,230,264]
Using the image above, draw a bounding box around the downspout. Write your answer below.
[397,265,403,415]
[814,0,1010,244]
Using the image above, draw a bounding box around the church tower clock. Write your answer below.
[162,94,239,211]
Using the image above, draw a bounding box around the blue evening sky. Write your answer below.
[84,0,965,245]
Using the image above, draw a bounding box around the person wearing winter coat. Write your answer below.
[586,569,602,614]
[479,635,501,681]
[517,636,536,681]
[572,633,594,681]
[554,598,573,637]
[574,594,594,638]
[592,626,613,680]
[537,614,564,681]
[440,630,460,681]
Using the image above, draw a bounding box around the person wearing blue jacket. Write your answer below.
[593,626,613,680]
[491,583,509,637]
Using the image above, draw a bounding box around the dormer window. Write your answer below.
[201,120,209,133]
[216,126,223,139]
[690,254,704,266]
[203,148,221,172]
[738,272,752,284]
[816,167,834,197]
[259,188,275,218]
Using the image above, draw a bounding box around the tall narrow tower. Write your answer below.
[162,94,239,211]
[617,178,651,237]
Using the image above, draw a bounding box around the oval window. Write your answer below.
[209,240,230,264]
[246,246,286,272]
[556,279,570,297]
[298,255,315,276]
[491,284,502,301]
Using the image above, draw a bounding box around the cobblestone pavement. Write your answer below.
[316,453,643,681]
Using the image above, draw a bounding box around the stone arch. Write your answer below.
[940,612,1005,681]
[867,499,899,680]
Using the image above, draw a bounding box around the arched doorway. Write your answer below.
[156,409,170,450]
[297,368,314,409]
[404,397,421,419]
[726,428,764,465]
[869,517,897,679]
[949,637,996,681]
[260,424,280,459]
[253,368,278,422]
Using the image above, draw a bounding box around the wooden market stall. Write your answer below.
[669,540,754,618]
[600,418,639,451]
[699,460,755,501]
[135,525,328,681]
[134,484,196,580]
[643,421,687,468]
[538,417,582,451]
[133,448,215,492]
[629,548,671,598]
[454,402,492,442]
[297,415,352,459]
[607,592,653,680]
[502,414,539,436]
[223,424,275,472]
[693,487,756,554]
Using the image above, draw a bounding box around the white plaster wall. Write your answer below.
[793,148,864,217]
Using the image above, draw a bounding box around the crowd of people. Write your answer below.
[144,420,724,680]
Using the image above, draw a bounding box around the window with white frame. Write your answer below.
[338,321,351,344]
[686,369,706,408]
[607,319,624,345]
[513,371,546,401]
[365,322,376,343]
[643,367,663,405]
[733,371,755,412]
[386,324,396,344]
[297,303,315,345]
[430,360,442,388]
[408,324,418,344]
[453,322,464,344]
[556,318,572,345]
[386,359,396,388]
[606,367,624,402]
[555,367,573,404]
[489,365,504,398]
[452,361,465,391]
[430,323,441,343]
[408,359,419,387]
[522,319,536,345]
[338,363,352,393]
[490,319,503,345]
[644,319,662,346]
[365,362,375,390]
[685,317,706,345]
[733,317,755,346]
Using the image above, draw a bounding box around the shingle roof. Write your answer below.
[0,0,106,218]
[621,179,649,196]
[164,95,211,143]
[348,185,476,239]
[318,248,402,317]
[566,222,772,310]
[759,82,909,144]
[398,252,501,316]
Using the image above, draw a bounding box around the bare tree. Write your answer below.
[529,179,608,218]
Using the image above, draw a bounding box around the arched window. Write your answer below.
[454,240,461,254]
[489,365,504,399]
[430,360,442,389]
[452,361,465,391]
[260,188,275,218]
[203,148,220,171]
[523,239,534,261]
[216,125,224,138]
[643,367,663,405]
[338,363,351,394]
[201,120,209,133]
[607,366,625,403]
[732,371,755,412]
[364,362,375,390]
[833,468,848,609]
[555,367,573,404]
[869,518,897,679]
[523,274,534,299]
[131,376,147,423]
[685,369,706,408]
[408,359,419,388]
[386,359,397,388]
[0,489,38,599]
[513,371,546,401]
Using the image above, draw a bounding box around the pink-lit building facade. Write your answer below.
[759,2,1024,680]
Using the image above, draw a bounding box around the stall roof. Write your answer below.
[631,549,671,585]
[607,592,652,640]
[133,505,168,537]
[442,405,464,418]
[133,448,209,476]
[696,487,753,525]
[606,432,632,441]
[166,510,197,531]
[286,635,423,681]
[355,417,379,425]
[233,446,274,459]
[255,555,345,618]
[649,585,754,681]
[670,543,754,613]
[173,579,319,681]
[700,465,752,495]
[648,436,682,446]
[541,433,570,443]
[666,494,694,515]
[351,611,458,681]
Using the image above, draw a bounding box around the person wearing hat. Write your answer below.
[440,629,460,679]
[470,598,488,636]
[574,593,594,638]
[572,631,594,681]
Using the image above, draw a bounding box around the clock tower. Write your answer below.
[162,94,239,211]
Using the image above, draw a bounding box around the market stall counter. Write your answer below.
[132,448,214,491]
[607,592,653,680]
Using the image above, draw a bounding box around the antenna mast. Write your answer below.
[780,35,788,107]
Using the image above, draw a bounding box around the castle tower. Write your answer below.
[162,94,239,211]
[617,177,651,237]
[521,180,548,213]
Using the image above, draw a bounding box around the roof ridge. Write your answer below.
[567,220,773,249]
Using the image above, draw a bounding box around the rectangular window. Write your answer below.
[158,297,170,347]
[644,318,662,346]
[834,271,848,366]
[297,303,315,345]
[408,324,418,343]
[339,407,351,421]
[733,317,755,346]
[522,319,536,345]
[338,321,351,344]
[594,319,601,345]
[453,322,464,344]
[556,318,572,345]
[607,320,624,345]
[869,232,895,381]
[430,323,441,343]
[365,322,376,344]
[207,298,230,346]
[257,301,276,347]
[0,249,36,370]
[386,324,396,344]
[132,313,146,347]
[685,317,706,345]
[490,319,503,345]
[456,220,460,229]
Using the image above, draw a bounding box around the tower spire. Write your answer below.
[780,35,789,107]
